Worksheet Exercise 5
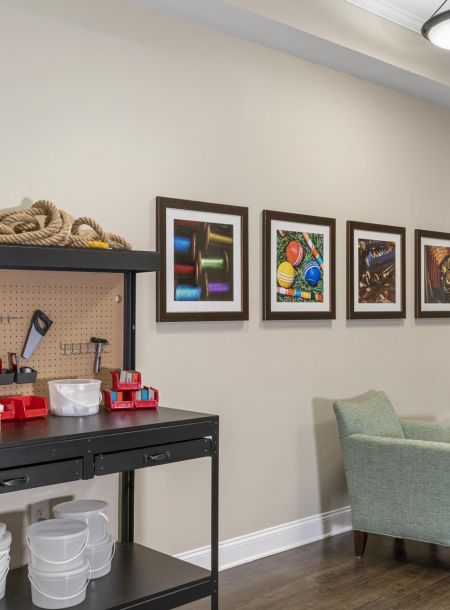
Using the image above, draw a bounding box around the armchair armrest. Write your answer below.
[342,433,450,545]
[401,419,450,443]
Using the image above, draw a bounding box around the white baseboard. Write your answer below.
[175,506,352,572]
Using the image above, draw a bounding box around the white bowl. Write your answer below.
[27,520,88,567]
[53,500,108,544]
[48,379,102,417]
[28,559,90,609]
[85,535,115,579]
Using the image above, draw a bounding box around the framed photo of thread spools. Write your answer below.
[262,210,336,320]
[156,197,249,322]
[347,221,406,319]
[415,229,450,318]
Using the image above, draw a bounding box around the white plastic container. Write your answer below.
[0,559,9,601]
[28,559,90,609]
[0,530,11,556]
[48,380,102,417]
[27,520,88,570]
[53,500,108,544]
[85,535,115,579]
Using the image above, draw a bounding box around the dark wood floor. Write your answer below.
[184,531,450,609]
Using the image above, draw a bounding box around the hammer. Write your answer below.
[90,337,109,374]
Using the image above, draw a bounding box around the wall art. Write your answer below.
[156,197,249,322]
[263,210,336,320]
[415,229,450,318]
[347,221,405,319]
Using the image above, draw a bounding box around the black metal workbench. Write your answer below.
[0,245,219,610]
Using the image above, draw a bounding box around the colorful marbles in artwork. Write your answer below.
[277,261,295,288]
[286,241,304,268]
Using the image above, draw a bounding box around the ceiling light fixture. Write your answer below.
[422,0,450,49]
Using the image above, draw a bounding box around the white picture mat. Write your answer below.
[166,208,242,313]
[353,229,402,313]
[421,236,450,311]
[270,220,330,312]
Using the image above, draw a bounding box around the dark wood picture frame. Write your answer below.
[415,229,450,318]
[156,196,249,322]
[347,221,406,320]
[262,210,336,320]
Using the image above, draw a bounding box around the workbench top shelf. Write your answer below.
[0,244,160,273]
[0,543,212,610]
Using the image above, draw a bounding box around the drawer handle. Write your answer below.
[145,451,171,463]
[0,476,30,487]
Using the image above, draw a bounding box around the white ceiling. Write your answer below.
[346,0,444,32]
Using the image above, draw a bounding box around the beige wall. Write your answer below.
[1,0,450,560]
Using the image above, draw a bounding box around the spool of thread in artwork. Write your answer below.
[175,264,195,276]
[277,287,324,302]
[175,285,202,301]
[175,220,204,228]
[209,282,231,294]
[205,223,233,248]
[174,235,192,255]
[202,257,225,269]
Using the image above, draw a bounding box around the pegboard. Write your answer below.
[0,270,124,398]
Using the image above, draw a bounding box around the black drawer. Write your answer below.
[95,439,211,475]
[0,459,83,494]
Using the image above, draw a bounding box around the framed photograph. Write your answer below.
[262,210,336,320]
[347,221,405,320]
[156,196,248,322]
[415,229,450,318]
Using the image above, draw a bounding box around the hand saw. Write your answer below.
[22,310,53,359]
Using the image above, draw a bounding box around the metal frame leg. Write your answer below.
[211,420,219,609]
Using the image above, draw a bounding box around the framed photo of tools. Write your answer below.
[262,210,336,320]
[415,229,450,318]
[156,196,249,322]
[347,221,406,319]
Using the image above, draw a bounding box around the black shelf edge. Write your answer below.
[0,244,160,273]
[1,543,212,610]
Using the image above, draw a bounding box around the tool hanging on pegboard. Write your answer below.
[22,310,53,359]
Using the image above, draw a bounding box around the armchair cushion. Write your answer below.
[401,419,450,443]
[334,391,405,439]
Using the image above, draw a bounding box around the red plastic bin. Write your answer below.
[103,389,135,411]
[134,387,159,409]
[0,398,16,421]
[13,396,48,420]
[111,371,142,391]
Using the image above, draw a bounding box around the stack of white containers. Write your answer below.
[53,501,114,580]
[0,523,12,601]
[27,519,90,609]
[27,500,115,609]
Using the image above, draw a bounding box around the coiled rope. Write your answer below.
[0,200,132,250]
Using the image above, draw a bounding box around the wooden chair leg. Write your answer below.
[354,530,368,558]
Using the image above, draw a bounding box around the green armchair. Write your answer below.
[334,391,450,558]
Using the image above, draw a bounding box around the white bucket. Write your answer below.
[0,531,11,554]
[0,553,10,575]
[48,380,102,417]
[0,560,9,601]
[27,520,88,567]
[53,500,108,544]
[28,560,90,609]
[85,536,115,579]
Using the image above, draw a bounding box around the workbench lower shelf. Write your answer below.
[0,543,212,610]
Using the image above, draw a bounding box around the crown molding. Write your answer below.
[345,0,424,33]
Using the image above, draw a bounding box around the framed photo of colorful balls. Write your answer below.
[156,196,249,322]
[262,210,336,320]
[415,229,450,318]
[347,221,406,320]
